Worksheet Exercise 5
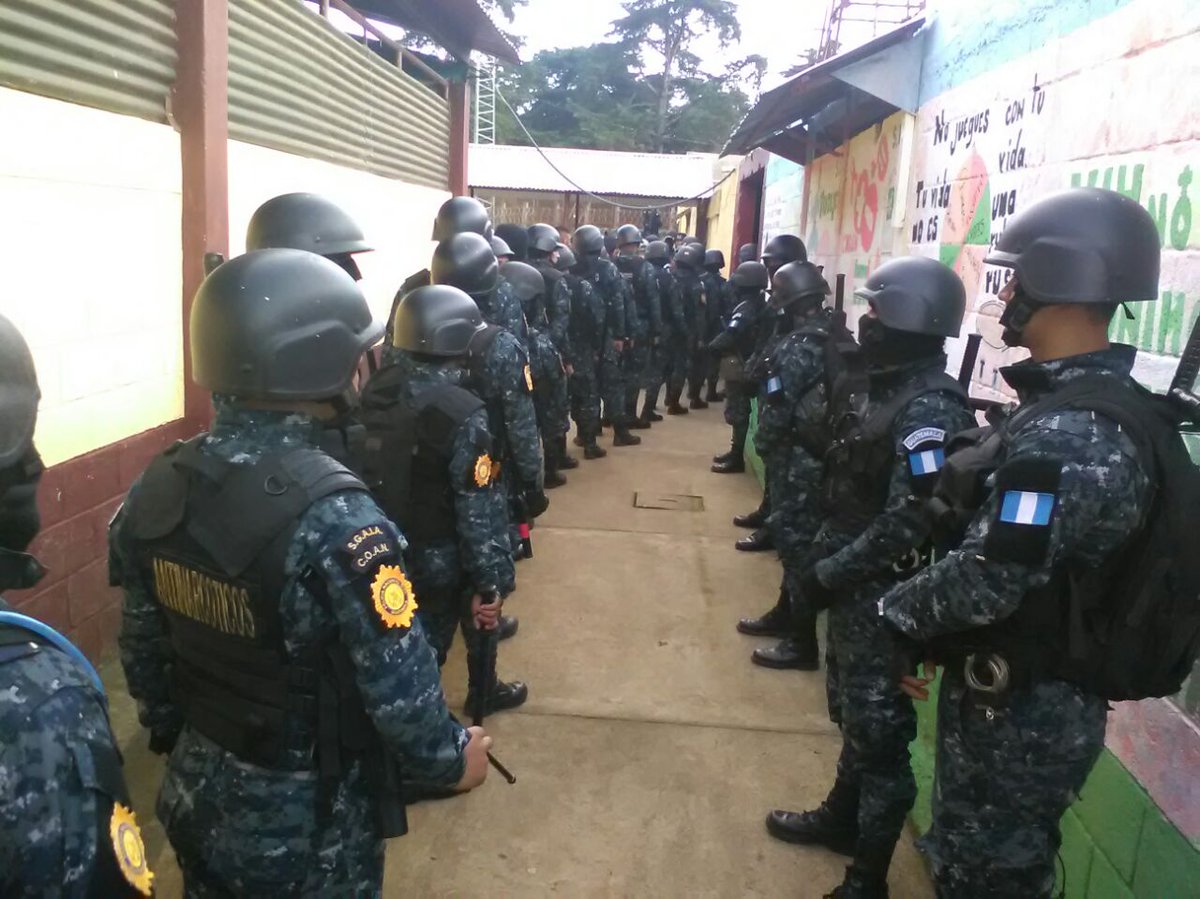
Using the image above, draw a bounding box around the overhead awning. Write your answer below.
[723,17,926,164]
[347,0,520,64]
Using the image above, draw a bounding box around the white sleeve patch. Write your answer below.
[902,427,947,450]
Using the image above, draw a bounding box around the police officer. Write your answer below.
[494,224,530,263]
[430,233,528,351]
[644,240,682,422]
[364,284,527,716]
[612,224,663,429]
[0,315,153,898]
[502,262,572,489]
[709,260,770,474]
[737,262,832,670]
[734,234,811,552]
[390,195,495,339]
[766,257,973,899]
[113,250,491,896]
[737,242,758,265]
[491,234,514,263]
[672,242,710,411]
[528,224,578,470]
[425,236,546,561]
[560,245,609,459]
[701,249,730,402]
[879,189,1162,898]
[572,225,641,447]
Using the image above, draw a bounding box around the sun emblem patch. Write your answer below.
[523,364,534,391]
[474,453,494,487]
[110,802,154,896]
[370,564,418,629]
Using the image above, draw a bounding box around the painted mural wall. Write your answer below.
[761,154,805,248]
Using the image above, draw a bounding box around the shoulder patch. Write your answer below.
[342,523,399,576]
[903,427,946,451]
[370,564,418,630]
[983,455,1063,564]
[473,453,495,488]
[111,802,154,896]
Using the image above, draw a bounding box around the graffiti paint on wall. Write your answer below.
[761,154,804,247]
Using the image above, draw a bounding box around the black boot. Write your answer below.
[737,586,791,636]
[557,436,579,470]
[627,415,651,430]
[705,385,724,403]
[613,425,642,446]
[752,636,820,670]
[688,394,709,410]
[712,449,745,474]
[733,497,769,529]
[584,432,607,459]
[640,394,663,422]
[735,527,773,551]
[765,777,860,854]
[823,864,890,899]
[665,387,688,415]
[464,678,529,717]
[544,452,566,488]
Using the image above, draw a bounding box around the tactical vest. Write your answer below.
[928,374,1200,699]
[359,368,486,543]
[121,436,407,834]
[824,368,966,533]
[763,317,837,460]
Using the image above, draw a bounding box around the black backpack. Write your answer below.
[1009,375,1200,700]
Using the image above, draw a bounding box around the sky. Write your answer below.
[505,0,835,93]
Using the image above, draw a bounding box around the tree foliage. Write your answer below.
[495,1,757,155]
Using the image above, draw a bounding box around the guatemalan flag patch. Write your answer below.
[903,428,946,478]
[908,447,945,476]
[999,491,1056,526]
[766,375,783,396]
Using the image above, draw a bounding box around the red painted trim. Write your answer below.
[448,80,470,195]
[11,420,196,662]
[174,0,229,433]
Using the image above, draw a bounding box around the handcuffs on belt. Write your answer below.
[964,652,1011,720]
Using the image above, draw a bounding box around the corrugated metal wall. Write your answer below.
[0,0,176,123]
[228,0,450,189]
[474,189,694,232]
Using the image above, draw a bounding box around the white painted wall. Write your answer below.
[0,88,184,467]
[226,140,451,327]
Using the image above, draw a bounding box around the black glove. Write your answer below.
[149,726,180,756]
[523,488,549,519]
[798,567,837,611]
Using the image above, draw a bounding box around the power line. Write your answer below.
[493,88,739,212]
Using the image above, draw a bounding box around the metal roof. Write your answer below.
[723,16,926,163]
[347,0,520,64]
[468,144,722,199]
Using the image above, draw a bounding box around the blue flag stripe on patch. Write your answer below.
[908,448,944,476]
[766,375,782,394]
[999,491,1055,526]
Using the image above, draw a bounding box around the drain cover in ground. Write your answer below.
[633,492,704,511]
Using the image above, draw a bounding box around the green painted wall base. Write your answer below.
[746,402,1200,896]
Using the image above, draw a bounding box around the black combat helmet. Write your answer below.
[768,261,830,310]
[674,243,705,270]
[500,261,546,307]
[494,224,529,262]
[855,257,965,337]
[555,245,576,271]
[391,285,485,357]
[615,224,642,248]
[731,261,770,292]
[0,314,40,470]
[490,234,514,259]
[603,230,619,256]
[737,243,757,264]
[432,196,493,242]
[573,225,605,256]
[245,193,372,256]
[986,187,1160,305]
[704,249,726,270]
[191,249,382,401]
[528,223,560,256]
[761,234,807,272]
[430,232,499,298]
[645,240,670,263]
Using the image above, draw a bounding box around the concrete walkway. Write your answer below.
[105,404,933,898]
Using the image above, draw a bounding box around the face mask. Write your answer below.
[857,315,944,368]
[0,449,46,590]
[998,284,1041,347]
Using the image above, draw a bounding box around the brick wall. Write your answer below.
[7,420,194,663]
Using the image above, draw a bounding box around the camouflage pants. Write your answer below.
[687,347,709,400]
[569,350,602,439]
[663,337,689,400]
[921,673,1107,898]
[530,332,570,439]
[599,342,625,422]
[826,580,919,870]
[644,343,667,409]
[624,340,652,413]
[723,382,752,428]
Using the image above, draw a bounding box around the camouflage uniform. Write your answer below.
[648,262,681,409]
[114,403,468,897]
[0,599,150,898]
[881,347,1149,898]
[532,261,573,365]
[676,269,708,402]
[379,354,515,668]
[614,254,662,415]
[520,290,571,446]
[811,356,975,884]
[573,256,627,424]
[701,270,728,394]
[480,278,529,350]
[564,269,605,442]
